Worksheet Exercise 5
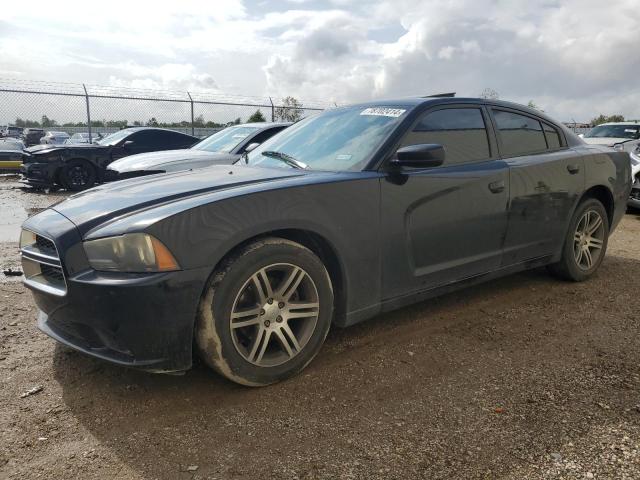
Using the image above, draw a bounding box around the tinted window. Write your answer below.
[543,123,562,149]
[401,108,490,165]
[129,130,159,149]
[493,110,547,156]
[239,126,287,152]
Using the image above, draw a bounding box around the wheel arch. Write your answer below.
[201,228,348,326]
[580,184,614,227]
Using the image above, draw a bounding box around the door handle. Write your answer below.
[488,180,505,194]
[567,164,580,174]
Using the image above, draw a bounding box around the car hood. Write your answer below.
[26,143,108,156]
[108,149,236,172]
[51,164,307,236]
[582,137,632,146]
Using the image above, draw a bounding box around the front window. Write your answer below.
[193,126,260,153]
[96,129,134,146]
[585,124,640,139]
[246,106,407,171]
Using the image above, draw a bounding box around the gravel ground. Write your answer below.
[1,176,639,479]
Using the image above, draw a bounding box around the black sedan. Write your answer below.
[107,122,290,180]
[21,127,198,191]
[20,97,631,385]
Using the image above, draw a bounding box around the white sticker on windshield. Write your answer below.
[360,107,406,118]
[624,129,638,133]
[336,154,352,161]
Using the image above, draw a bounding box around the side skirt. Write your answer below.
[340,254,555,328]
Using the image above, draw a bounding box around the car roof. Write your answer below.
[120,126,198,136]
[596,121,640,126]
[233,122,292,129]
[343,97,565,126]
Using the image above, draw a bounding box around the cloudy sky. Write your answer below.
[1,0,639,121]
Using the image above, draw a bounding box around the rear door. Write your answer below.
[380,105,510,299]
[490,109,585,265]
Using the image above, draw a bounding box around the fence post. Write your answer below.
[82,83,92,142]
[187,91,194,136]
[269,97,275,122]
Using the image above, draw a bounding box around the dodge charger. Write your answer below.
[19,97,631,386]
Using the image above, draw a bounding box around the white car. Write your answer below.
[581,122,640,152]
[40,131,70,145]
[581,122,640,187]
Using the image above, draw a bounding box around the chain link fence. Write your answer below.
[0,78,329,141]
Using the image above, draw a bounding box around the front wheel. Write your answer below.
[549,198,609,281]
[60,159,97,191]
[195,238,334,386]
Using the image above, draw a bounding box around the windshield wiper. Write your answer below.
[261,150,308,169]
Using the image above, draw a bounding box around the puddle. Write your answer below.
[0,199,27,243]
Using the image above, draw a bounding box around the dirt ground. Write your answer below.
[1,176,639,479]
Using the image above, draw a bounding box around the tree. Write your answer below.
[590,114,625,126]
[193,114,205,128]
[41,115,58,128]
[527,100,544,112]
[275,96,303,122]
[248,110,266,123]
[247,109,266,123]
[146,117,159,127]
[479,88,499,100]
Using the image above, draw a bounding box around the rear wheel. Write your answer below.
[195,238,334,386]
[549,198,609,281]
[60,159,97,191]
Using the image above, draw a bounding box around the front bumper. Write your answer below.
[32,268,210,372]
[22,209,211,373]
[629,184,640,209]
[20,161,58,187]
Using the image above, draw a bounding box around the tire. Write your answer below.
[60,159,97,191]
[548,198,609,281]
[195,238,334,386]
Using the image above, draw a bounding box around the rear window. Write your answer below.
[493,110,547,156]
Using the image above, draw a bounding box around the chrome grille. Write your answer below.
[20,231,67,296]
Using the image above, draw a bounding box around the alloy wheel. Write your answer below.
[573,209,605,270]
[230,263,320,367]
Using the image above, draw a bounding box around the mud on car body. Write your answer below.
[20,97,631,385]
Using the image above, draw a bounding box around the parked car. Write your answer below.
[628,147,640,210]
[40,131,70,145]
[65,133,93,144]
[1,126,23,138]
[581,122,640,152]
[19,98,631,385]
[107,123,290,179]
[22,128,45,146]
[0,138,27,171]
[20,127,198,191]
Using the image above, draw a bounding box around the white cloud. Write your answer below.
[0,0,639,121]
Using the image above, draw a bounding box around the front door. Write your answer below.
[380,105,510,300]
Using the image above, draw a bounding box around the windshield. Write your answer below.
[192,126,260,153]
[585,124,640,139]
[96,129,133,146]
[246,106,407,171]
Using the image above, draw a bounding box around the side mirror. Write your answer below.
[392,144,445,168]
[123,140,134,150]
[244,142,260,153]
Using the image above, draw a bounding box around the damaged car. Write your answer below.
[20,97,631,386]
[21,127,198,191]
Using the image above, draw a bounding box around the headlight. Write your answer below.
[19,229,36,248]
[83,233,180,272]
[613,144,624,152]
